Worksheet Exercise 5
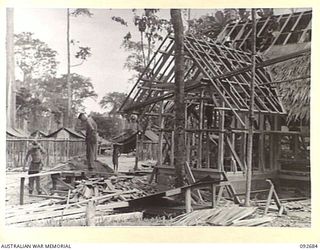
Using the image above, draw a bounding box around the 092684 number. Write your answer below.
[300,244,318,248]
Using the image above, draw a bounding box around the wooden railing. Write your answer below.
[6,138,86,170]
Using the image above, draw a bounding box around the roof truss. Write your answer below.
[120,34,288,125]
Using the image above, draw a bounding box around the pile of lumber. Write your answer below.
[172,206,273,226]
[68,175,158,203]
[6,175,158,226]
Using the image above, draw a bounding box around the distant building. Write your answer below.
[30,130,48,138]
[46,127,85,140]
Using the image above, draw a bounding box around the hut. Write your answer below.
[30,130,48,138]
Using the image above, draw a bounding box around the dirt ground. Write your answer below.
[5,155,311,227]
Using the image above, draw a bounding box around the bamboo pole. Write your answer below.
[245,8,256,207]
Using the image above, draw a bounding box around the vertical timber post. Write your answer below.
[171,9,186,187]
[134,117,140,171]
[245,8,256,207]
[158,101,164,166]
[198,90,204,168]
[218,109,225,171]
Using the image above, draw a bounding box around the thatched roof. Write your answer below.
[267,47,310,123]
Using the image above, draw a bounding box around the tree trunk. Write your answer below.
[245,8,257,207]
[171,9,186,187]
[6,8,16,129]
[66,8,71,128]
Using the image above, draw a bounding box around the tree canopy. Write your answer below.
[99,92,127,115]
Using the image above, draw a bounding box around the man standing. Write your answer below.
[78,113,98,170]
[112,144,121,173]
[24,140,46,194]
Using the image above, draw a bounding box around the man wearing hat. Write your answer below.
[24,140,46,194]
[78,113,98,170]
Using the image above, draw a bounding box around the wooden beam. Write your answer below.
[198,90,204,168]
[258,114,265,171]
[226,136,245,171]
[122,48,310,114]
[283,12,303,45]
[19,177,25,205]
[185,188,192,213]
[218,109,225,171]
[185,162,204,202]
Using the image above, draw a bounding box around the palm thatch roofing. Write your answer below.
[267,47,310,122]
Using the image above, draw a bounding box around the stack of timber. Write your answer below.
[68,175,158,202]
[172,206,273,226]
[6,174,157,226]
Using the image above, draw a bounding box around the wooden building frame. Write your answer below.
[119,10,311,186]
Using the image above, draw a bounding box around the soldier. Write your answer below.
[112,144,121,173]
[24,140,46,194]
[78,113,98,171]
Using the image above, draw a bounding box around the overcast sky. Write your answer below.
[13,8,307,114]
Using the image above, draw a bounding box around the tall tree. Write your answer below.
[6,8,16,129]
[14,32,58,87]
[42,73,97,126]
[66,8,93,128]
[99,92,127,116]
[171,9,186,187]
[112,9,171,82]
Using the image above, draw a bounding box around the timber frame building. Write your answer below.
[120,10,311,190]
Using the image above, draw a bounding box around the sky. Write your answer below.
[13,8,215,114]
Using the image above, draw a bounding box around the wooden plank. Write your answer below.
[269,13,293,48]
[185,188,192,213]
[18,171,62,178]
[258,114,265,171]
[19,177,25,205]
[218,110,225,171]
[185,162,204,202]
[283,12,303,45]
[298,19,311,43]
[211,184,217,208]
[170,131,174,167]
[198,90,204,168]
[55,177,74,190]
[165,188,182,196]
[29,194,66,200]
[216,185,225,204]
[226,136,245,171]
[264,184,274,214]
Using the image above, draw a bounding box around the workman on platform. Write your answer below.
[112,144,121,173]
[24,140,46,194]
[78,113,98,171]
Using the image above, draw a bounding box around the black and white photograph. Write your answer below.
[5,7,312,229]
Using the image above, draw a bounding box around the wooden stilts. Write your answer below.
[20,177,25,205]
